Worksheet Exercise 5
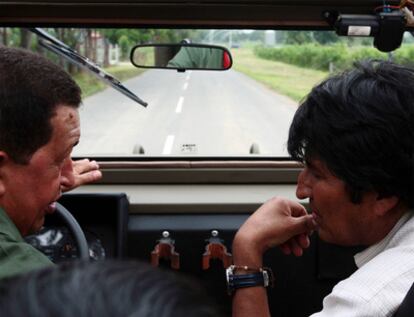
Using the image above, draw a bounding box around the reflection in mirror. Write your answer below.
[130,44,232,71]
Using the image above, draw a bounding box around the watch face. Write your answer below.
[263,270,269,287]
[226,265,234,282]
[226,267,230,283]
[225,266,235,295]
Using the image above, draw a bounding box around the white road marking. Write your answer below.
[183,82,189,90]
[162,135,175,155]
[186,71,191,80]
[176,96,184,113]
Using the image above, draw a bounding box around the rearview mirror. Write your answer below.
[130,43,232,71]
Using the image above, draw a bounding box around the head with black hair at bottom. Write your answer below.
[0,260,221,317]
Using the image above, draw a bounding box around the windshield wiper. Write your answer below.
[29,28,148,107]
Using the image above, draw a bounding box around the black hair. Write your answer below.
[0,46,81,164]
[0,260,221,317]
[288,60,414,207]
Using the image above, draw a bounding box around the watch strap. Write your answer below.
[226,265,273,295]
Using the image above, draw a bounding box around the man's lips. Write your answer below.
[45,193,62,215]
[311,207,322,224]
[45,202,57,214]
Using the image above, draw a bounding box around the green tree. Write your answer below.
[284,31,313,44]
[313,31,339,44]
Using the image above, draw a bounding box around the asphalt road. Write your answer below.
[73,69,297,157]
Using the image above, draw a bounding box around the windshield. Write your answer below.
[2,28,413,157]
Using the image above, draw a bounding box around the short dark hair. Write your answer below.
[0,46,81,164]
[0,260,220,317]
[288,60,414,208]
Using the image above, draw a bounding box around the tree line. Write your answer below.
[254,42,414,72]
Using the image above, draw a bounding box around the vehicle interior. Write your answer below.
[1,0,412,316]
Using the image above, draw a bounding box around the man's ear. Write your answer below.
[374,195,400,216]
[0,151,10,196]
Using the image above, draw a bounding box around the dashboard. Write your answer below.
[25,226,106,263]
[26,193,129,263]
[22,191,361,316]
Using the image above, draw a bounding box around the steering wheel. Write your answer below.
[54,202,89,260]
[25,202,90,261]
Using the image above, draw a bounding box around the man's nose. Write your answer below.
[296,168,312,199]
[60,158,75,189]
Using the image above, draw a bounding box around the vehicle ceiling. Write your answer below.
[0,0,402,28]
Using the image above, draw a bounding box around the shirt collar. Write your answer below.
[0,206,24,242]
[354,212,413,268]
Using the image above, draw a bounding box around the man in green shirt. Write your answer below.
[167,46,230,70]
[0,207,52,278]
[0,46,102,279]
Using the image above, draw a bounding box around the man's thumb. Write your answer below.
[290,214,317,235]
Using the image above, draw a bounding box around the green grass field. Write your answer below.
[231,48,328,102]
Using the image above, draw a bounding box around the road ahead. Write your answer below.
[73,69,297,157]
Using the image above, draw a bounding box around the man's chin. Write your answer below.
[318,230,358,246]
[317,230,336,244]
[26,217,46,236]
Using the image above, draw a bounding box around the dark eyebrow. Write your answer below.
[304,159,313,168]
[305,159,323,174]
[63,141,79,159]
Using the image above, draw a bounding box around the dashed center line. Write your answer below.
[162,135,175,155]
[176,96,184,113]
[183,82,189,90]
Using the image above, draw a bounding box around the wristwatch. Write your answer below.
[226,265,274,295]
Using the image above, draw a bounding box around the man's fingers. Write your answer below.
[234,198,317,258]
[61,169,102,192]
[72,159,102,185]
[73,159,100,174]
[76,170,102,185]
[61,159,102,193]
[287,200,308,217]
[296,233,310,249]
[290,214,318,237]
[288,238,303,257]
[279,242,291,255]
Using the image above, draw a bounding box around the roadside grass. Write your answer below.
[74,64,145,98]
[231,48,328,102]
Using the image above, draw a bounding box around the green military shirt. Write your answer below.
[167,46,224,69]
[0,207,53,279]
